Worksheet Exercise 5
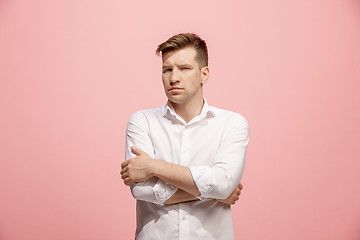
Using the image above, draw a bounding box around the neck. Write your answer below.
[170,95,204,123]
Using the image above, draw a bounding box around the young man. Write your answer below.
[121,33,249,240]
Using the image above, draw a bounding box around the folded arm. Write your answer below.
[164,189,198,205]
[189,114,249,199]
[122,112,249,205]
[124,111,178,205]
[122,146,200,196]
[164,183,243,205]
[122,144,245,205]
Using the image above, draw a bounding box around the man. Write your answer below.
[121,33,249,239]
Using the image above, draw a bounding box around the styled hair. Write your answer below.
[156,33,208,68]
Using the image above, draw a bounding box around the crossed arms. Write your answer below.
[121,146,243,205]
[121,111,249,205]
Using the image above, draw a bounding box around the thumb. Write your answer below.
[131,146,145,156]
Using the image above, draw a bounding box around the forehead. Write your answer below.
[162,47,198,66]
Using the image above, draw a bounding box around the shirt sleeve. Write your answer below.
[125,111,178,205]
[189,113,249,199]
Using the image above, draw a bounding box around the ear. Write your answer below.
[201,66,209,85]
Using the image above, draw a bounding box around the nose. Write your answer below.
[169,68,180,85]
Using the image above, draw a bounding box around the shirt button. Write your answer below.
[183,149,188,153]
[182,216,186,220]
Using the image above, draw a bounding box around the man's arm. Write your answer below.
[124,111,178,205]
[124,111,215,205]
[164,189,198,205]
[163,183,243,205]
[121,146,200,196]
[122,113,249,201]
[121,146,244,205]
[189,114,249,199]
[216,183,243,205]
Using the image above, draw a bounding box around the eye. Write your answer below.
[163,68,172,73]
[181,67,191,70]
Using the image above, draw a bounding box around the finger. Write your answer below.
[231,196,239,205]
[121,160,128,169]
[120,167,127,175]
[121,172,128,180]
[131,146,145,156]
[124,178,132,186]
[239,183,243,190]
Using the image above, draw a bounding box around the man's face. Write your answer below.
[162,47,209,105]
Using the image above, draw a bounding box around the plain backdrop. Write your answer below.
[1,0,360,239]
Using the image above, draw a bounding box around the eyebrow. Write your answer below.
[162,63,193,68]
[178,64,192,67]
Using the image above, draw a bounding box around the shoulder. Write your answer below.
[127,105,165,129]
[210,106,249,129]
[128,105,164,121]
[210,106,250,143]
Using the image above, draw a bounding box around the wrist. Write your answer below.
[150,158,163,178]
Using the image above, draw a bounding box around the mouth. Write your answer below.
[169,87,183,91]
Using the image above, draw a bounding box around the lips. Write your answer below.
[169,87,183,91]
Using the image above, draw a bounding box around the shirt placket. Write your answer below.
[179,125,191,240]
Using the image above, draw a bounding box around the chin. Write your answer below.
[167,95,186,104]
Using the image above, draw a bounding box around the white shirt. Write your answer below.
[125,99,249,240]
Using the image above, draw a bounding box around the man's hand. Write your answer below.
[216,183,243,205]
[121,146,156,186]
[122,146,200,196]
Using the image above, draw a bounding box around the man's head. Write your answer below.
[156,33,208,69]
[157,33,210,106]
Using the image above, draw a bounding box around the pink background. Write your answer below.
[1,0,360,239]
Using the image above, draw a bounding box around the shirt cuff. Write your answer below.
[153,179,178,205]
[189,165,215,198]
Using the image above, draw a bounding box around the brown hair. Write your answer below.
[156,33,208,68]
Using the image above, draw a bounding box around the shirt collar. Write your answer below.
[162,98,216,124]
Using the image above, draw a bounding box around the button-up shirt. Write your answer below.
[125,99,249,240]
